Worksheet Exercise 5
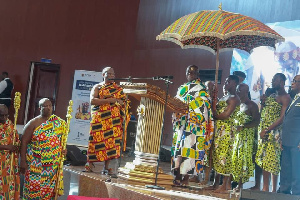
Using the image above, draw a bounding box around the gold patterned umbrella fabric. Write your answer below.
[156,7,285,83]
[156,9,284,53]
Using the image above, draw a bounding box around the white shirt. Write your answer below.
[287,92,300,112]
[0,78,8,94]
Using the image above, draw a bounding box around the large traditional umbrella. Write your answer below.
[156,4,285,83]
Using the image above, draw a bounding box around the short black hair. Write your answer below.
[228,75,240,85]
[2,72,8,76]
[233,71,246,79]
[275,73,286,82]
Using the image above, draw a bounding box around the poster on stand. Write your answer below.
[67,70,102,147]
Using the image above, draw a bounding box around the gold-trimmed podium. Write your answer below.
[118,82,188,185]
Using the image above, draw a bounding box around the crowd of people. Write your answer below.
[1,66,300,199]
[172,66,300,196]
[0,67,128,199]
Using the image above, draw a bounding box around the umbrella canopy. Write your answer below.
[156,6,285,83]
[156,9,284,54]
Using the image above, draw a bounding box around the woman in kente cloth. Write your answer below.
[210,75,240,193]
[255,73,291,193]
[232,84,260,191]
[255,94,282,191]
[85,67,130,176]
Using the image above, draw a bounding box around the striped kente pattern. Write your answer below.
[156,10,284,53]
[23,115,66,200]
[88,82,127,163]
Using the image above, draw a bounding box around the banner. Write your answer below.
[67,70,102,146]
[231,20,300,104]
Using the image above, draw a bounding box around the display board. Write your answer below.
[67,70,102,146]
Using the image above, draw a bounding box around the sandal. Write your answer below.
[172,180,187,188]
[83,163,94,172]
[101,168,118,178]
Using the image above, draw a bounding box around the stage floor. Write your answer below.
[59,152,244,200]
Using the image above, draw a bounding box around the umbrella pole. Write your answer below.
[215,38,220,85]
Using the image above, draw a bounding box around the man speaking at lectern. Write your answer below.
[171,65,214,187]
[85,67,129,177]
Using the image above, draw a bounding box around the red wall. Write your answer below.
[0,0,140,124]
[1,0,300,145]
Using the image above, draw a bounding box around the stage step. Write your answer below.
[241,189,300,200]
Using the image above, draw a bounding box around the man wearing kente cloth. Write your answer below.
[232,84,260,191]
[0,104,20,199]
[20,98,67,200]
[255,73,290,193]
[85,67,129,176]
[172,65,214,187]
[209,75,240,193]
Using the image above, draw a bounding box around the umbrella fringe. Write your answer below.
[181,30,284,43]
[157,31,284,44]
[157,39,277,55]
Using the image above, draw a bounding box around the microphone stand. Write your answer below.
[146,77,173,190]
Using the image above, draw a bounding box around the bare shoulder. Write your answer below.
[248,100,258,108]
[279,93,291,104]
[25,116,43,131]
[228,95,240,104]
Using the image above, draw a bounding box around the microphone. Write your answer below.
[153,75,173,80]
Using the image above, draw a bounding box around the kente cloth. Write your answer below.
[232,111,255,183]
[171,79,214,175]
[255,95,282,175]
[0,119,20,200]
[87,82,129,163]
[212,99,240,176]
[23,115,66,200]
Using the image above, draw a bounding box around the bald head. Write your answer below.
[237,83,249,99]
[186,65,199,82]
[39,98,53,117]
[39,98,51,107]
[0,104,8,124]
[0,104,8,112]
[102,67,115,83]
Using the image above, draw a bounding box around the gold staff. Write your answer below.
[54,100,73,200]
[10,92,21,175]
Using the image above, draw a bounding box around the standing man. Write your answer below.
[209,75,240,193]
[85,67,129,177]
[0,72,14,109]
[0,104,20,199]
[280,75,300,195]
[172,65,214,186]
[232,84,260,191]
[255,73,291,192]
[20,98,66,199]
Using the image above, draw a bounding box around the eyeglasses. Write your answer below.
[0,114,9,118]
[292,80,300,83]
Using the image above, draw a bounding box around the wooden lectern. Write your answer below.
[118,82,188,185]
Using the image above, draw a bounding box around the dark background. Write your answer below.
[1,0,299,145]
